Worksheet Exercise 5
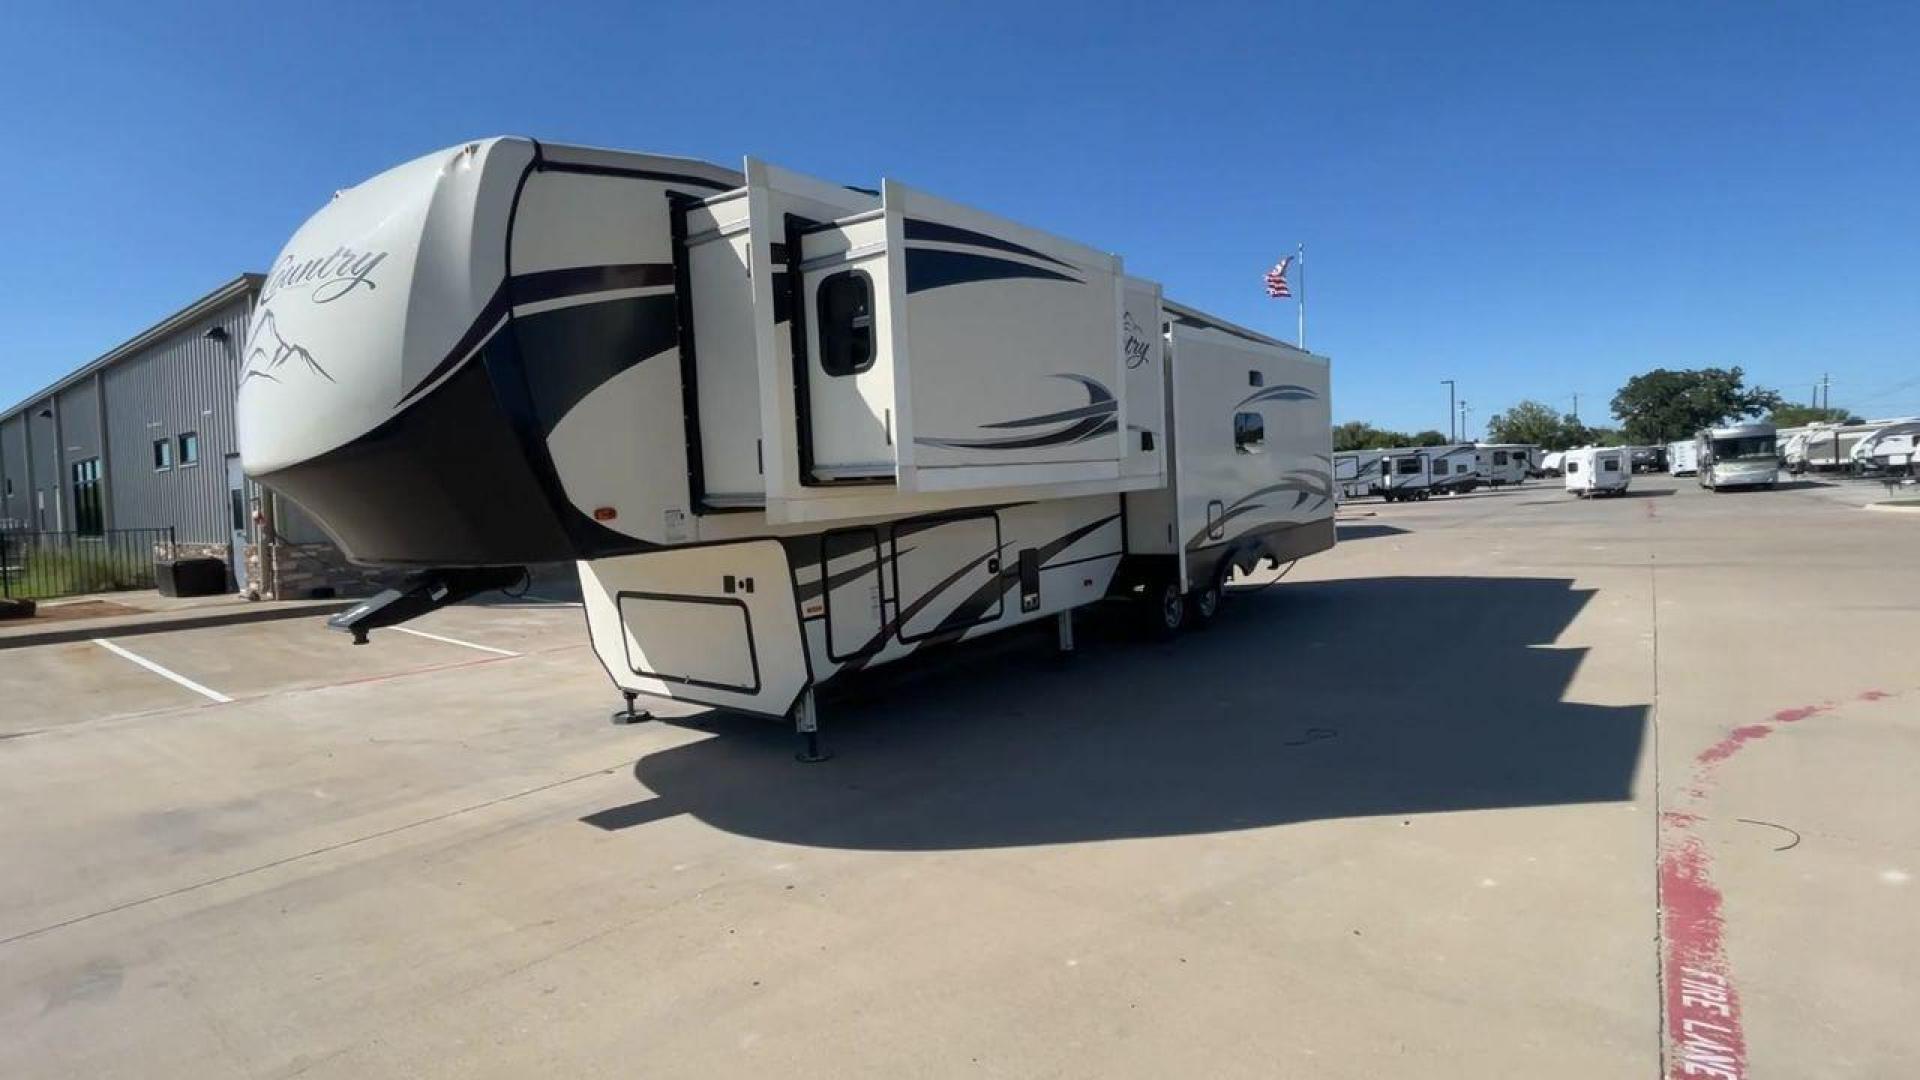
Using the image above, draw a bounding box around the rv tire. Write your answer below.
[1188,564,1227,629]
[1142,577,1187,638]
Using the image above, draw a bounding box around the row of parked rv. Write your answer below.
[1776,417,1920,475]
[1332,443,1537,502]
[1337,422,1828,505]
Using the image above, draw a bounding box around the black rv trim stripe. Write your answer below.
[667,194,710,513]
[903,249,1081,294]
[901,218,1080,272]
[535,159,736,192]
[512,263,675,306]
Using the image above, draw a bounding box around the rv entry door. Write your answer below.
[791,213,898,483]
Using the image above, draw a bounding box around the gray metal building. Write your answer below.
[1,276,264,589]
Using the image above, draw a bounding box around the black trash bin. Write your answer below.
[155,557,229,597]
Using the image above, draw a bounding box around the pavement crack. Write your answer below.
[0,760,636,949]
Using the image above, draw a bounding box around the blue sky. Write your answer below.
[3,1,1917,432]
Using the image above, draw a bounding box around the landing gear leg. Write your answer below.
[1056,609,1076,654]
[609,689,651,726]
[793,686,831,764]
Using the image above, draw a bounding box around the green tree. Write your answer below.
[1610,367,1783,444]
[1410,429,1450,446]
[1485,399,1591,451]
[1768,404,1863,428]
[1333,421,1413,451]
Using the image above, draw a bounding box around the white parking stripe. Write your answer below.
[92,639,233,704]
[388,626,520,657]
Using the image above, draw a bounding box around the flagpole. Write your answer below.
[1295,243,1306,349]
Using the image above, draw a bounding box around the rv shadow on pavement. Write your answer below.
[584,575,1647,850]
[1333,523,1411,541]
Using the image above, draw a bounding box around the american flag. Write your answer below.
[1264,256,1293,299]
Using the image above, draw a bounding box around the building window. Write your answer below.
[178,431,200,467]
[1234,412,1266,453]
[816,270,875,377]
[153,438,173,471]
[70,458,103,536]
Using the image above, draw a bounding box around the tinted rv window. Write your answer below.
[1567,461,1581,474]
[1396,457,1421,475]
[1603,458,1620,472]
[1234,412,1265,453]
[1494,451,1508,465]
[816,270,874,377]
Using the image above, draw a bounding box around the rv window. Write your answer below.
[1603,458,1620,472]
[1233,412,1265,453]
[1456,462,1469,474]
[1567,461,1581,474]
[1396,457,1421,475]
[1494,451,1508,465]
[816,270,874,377]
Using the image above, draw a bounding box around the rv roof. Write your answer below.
[1161,300,1317,359]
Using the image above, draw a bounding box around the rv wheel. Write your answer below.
[1143,578,1187,638]
[1189,568,1226,629]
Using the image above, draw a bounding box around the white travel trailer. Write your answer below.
[1475,443,1535,486]
[237,138,1336,758]
[1370,443,1479,501]
[1666,439,1699,476]
[1851,421,1920,474]
[1539,450,1565,477]
[1332,449,1386,500]
[1780,418,1918,473]
[1696,423,1778,490]
[1563,446,1630,497]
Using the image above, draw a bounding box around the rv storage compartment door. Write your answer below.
[892,513,1003,641]
[887,182,1128,495]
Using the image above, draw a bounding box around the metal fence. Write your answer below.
[0,527,175,600]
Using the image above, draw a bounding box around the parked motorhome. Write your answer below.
[1563,446,1630,497]
[1666,439,1699,476]
[237,138,1337,758]
[1696,423,1779,490]
[1475,443,1536,486]
[1850,421,1920,475]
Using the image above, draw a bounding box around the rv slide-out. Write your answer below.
[236,138,1336,754]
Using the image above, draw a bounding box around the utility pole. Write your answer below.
[1459,400,1472,442]
[1571,392,1580,421]
[1820,373,1832,412]
[1442,379,1456,441]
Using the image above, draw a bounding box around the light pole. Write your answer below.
[1459,400,1472,443]
[1441,379,1456,441]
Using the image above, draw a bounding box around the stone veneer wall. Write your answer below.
[243,540,411,601]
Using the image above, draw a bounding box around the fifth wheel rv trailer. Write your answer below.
[1563,446,1630,496]
[237,138,1336,759]
[1666,439,1699,476]
[1696,423,1778,490]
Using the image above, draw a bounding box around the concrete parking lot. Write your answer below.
[1,477,1914,1078]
